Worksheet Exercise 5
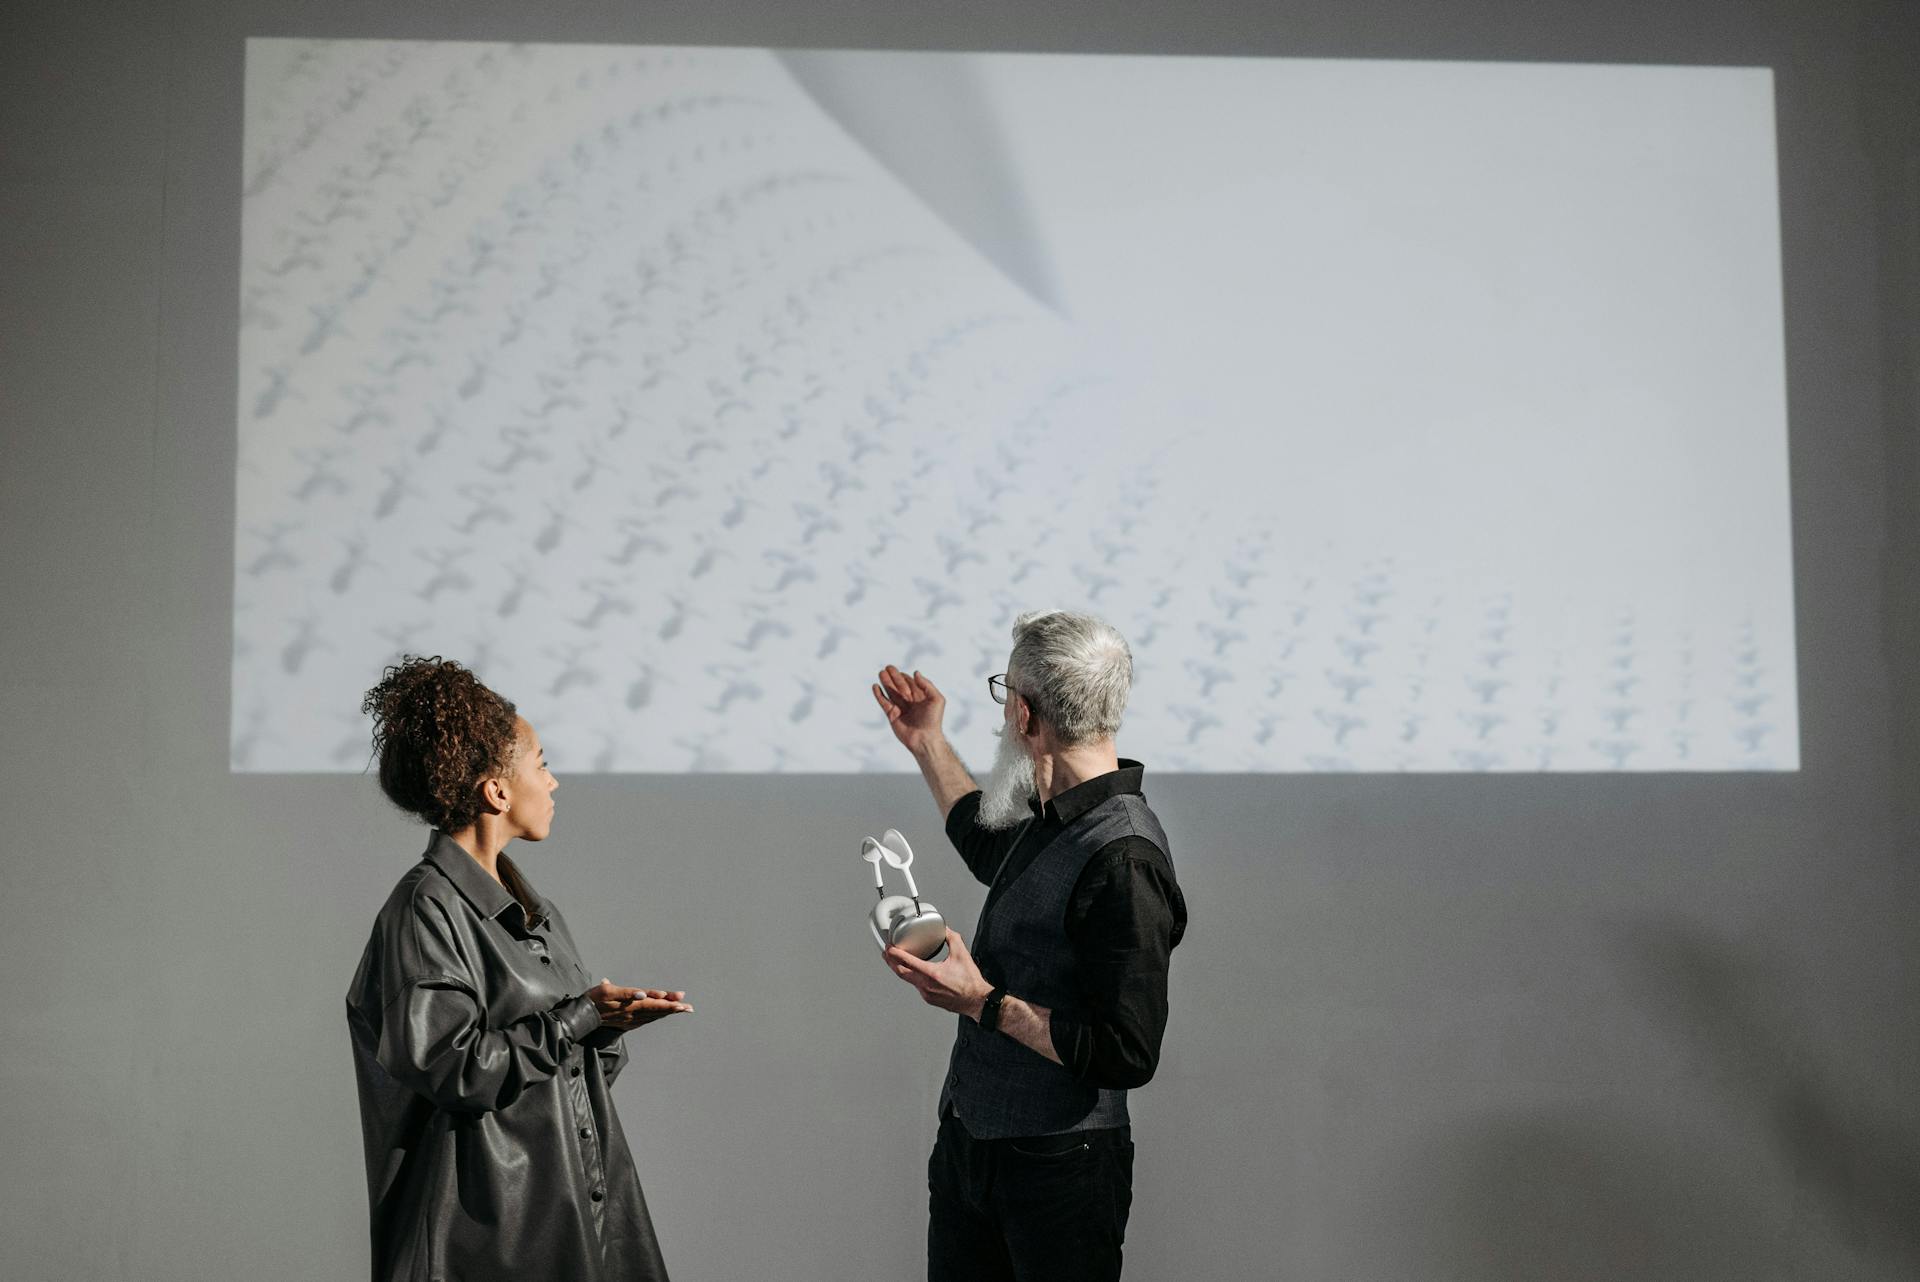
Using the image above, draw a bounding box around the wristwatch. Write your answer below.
[978,986,1008,1033]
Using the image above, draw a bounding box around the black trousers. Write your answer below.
[927,1110,1135,1282]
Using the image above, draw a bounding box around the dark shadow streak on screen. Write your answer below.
[776,49,1067,316]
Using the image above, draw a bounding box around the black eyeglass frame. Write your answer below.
[987,674,1016,705]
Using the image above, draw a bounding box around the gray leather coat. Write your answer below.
[347,831,668,1280]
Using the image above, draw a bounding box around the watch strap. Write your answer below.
[979,986,1008,1033]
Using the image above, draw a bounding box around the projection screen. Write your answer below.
[233,40,1794,772]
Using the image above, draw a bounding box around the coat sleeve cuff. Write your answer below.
[553,994,601,1045]
[581,1024,625,1051]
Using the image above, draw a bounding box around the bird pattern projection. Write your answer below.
[234,40,1793,773]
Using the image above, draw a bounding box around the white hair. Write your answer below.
[1007,610,1132,746]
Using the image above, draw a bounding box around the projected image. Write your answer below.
[234,40,1795,771]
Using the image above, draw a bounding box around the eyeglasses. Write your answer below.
[988,674,1015,705]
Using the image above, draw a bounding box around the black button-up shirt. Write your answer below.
[945,760,1187,1089]
[346,832,668,1281]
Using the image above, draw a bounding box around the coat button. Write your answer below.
[590,1189,604,1202]
[570,1065,582,1077]
[540,956,551,964]
[580,1126,592,1140]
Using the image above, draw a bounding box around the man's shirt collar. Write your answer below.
[1028,758,1147,824]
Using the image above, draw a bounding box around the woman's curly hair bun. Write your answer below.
[362,656,519,832]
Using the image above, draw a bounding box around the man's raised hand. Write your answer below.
[873,665,946,754]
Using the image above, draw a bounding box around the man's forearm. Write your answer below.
[966,990,1062,1067]
[912,734,978,819]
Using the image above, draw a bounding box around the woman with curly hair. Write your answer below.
[346,655,687,1282]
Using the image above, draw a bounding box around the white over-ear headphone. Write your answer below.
[860,828,948,961]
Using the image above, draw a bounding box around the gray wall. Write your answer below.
[3,1,1916,1278]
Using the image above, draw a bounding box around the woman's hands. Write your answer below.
[586,978,692,1031]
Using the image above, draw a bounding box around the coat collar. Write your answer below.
[424,829,519,921]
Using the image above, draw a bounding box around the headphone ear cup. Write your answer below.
[889,901,946,959]
[871,894,913,949]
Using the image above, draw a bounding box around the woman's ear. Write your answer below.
[479,775,511,815]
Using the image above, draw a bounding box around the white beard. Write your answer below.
[976,724,1036,830]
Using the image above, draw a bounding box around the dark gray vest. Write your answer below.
[941,792,1170,1139]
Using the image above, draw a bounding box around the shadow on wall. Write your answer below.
[1388,920,1917,1279]
[1616,919,1920,1267]
[777,49,1064,312]
[1400,1108,1779,1281]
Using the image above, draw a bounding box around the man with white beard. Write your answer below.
[871,610,1187,1282]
